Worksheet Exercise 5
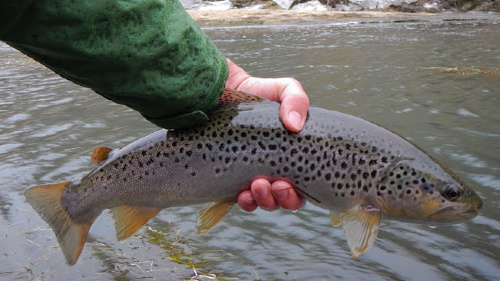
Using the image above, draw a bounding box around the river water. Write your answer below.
[1,14,499,281]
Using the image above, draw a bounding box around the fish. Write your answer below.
[25,89,482,265]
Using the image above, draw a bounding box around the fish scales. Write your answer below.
[25,89,482,265]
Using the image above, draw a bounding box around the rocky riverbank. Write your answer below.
[187,9,497,25]
[183,0,499,13]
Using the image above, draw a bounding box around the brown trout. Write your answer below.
[25,89,482,265]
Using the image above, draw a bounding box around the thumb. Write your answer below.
[279,80,309,132]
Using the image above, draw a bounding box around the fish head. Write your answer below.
[374,159,482,224]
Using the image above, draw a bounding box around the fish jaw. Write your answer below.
[427,189,482,223]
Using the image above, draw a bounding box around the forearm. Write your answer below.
[0,0,228,129]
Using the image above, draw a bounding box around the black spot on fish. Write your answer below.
[258,141,266,150]
[268,144,277,150]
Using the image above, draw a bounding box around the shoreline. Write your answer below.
[187,10,495,25]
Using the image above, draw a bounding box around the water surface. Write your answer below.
[1,15,499,280]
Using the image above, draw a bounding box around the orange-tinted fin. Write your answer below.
[90,147,113,165]
[341,205,381,258]
[25,181,94,265]
[110,205,161,241]
[330,211,342,227]
[196,201,236,235]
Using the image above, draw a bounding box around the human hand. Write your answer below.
[225,59,309,212]
[225,59,309,133]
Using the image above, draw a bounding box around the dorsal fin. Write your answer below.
[218,88,264,106]
[91,147,114,165]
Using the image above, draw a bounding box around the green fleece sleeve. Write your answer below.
[0,0,228,129]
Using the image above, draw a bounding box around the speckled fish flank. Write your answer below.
[25,89,482,265]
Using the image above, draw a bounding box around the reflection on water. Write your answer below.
[1,15,499,280]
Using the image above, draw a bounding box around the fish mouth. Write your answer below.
[428,206,478,222]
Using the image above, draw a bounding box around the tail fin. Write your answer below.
[25,181,94,265]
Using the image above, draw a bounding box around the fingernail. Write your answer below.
[255,186,268,199]
[288,111,303,131]
[274,188,289,200]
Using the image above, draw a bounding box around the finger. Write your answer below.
[271,181,305,210]
[251,178,279,211]
[278,79,310,133]
[237,190,258,212]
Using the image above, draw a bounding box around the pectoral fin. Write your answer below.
[341,205,381,258]
[111,205,161,240]
[330,212,342,227]
[196,201,236,235]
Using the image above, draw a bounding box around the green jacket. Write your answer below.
[0,0,228,129]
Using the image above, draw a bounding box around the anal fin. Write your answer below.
[111,205,161,240]
[341,205,381,258]
[196,201,236,235]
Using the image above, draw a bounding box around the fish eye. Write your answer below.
[443,185,460,201]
